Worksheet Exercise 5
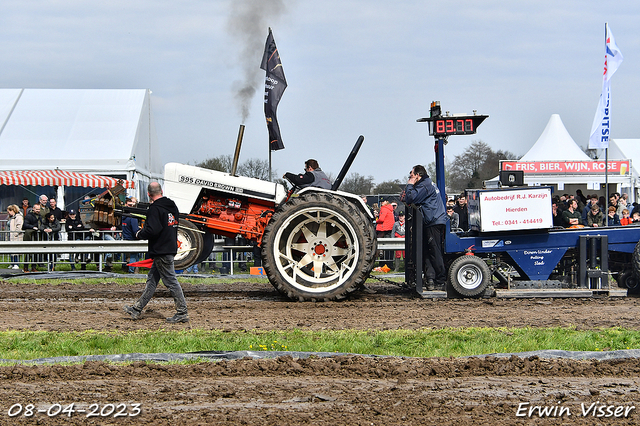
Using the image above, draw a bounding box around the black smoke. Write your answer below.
[227,0,286,123]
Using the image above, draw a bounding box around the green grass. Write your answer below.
[1,327,639,362]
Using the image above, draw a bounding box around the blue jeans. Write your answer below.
[132,255,187,315]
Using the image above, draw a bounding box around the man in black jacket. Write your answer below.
[23,203,42,272]
[453,194,469,231]
[123,182,188,323]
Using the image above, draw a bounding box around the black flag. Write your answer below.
[260,28,287,151]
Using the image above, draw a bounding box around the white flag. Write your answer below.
[589,23,623,150]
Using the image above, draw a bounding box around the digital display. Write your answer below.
[418,112,488,137]
[434,118,474,135]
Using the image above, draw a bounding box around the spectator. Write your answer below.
[391,202,399,222]
[376,199,395,265]
[41,212,61,271]
[607,206,620,226]
[65,209,87,270]
[122,197,141,274]
[37,195,50,222]
[453,194,469,231]
[376,199,395,238]
[48,198,63,221]
[391,211,405,272]
[598,196,606,210]
[41,212,61,241]
[562,199,582,228]
[617,196,627,218]
[446,204,460,230]
[582,194,599,225]
[570,194,585,213]
[361,195,375,222]
[23,203,42,272]
[633,212,640,223]
[7,204,23,269]
[620,209,632,226]
[552,202,563,227]
[20,198,31,217]
[576,189,587,206]
[586,204,603,227]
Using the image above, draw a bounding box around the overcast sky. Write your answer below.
[1,0,639,184]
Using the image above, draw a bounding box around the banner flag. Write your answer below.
[260,28,287,151]
[589,23,623,150]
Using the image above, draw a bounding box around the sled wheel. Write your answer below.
[262,192,375,301]
[173,219,203,270]
[619,269,640,294]
[448,255,490,297]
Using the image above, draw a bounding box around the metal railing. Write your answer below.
[0,234,407,273]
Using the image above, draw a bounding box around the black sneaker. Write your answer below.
[123,305,141,320]
[166,313,189,323]
[426,280,435,291]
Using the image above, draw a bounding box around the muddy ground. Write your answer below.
[1,277,640,425]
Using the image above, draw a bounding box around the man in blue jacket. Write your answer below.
[403,165,447,291]
[123,182,188,323]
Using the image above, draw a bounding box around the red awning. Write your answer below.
[0,170,135,189]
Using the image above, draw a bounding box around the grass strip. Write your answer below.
[1,327,639,361]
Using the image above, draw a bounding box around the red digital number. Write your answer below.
[445,120,454,133]
[436,120,445,134]
[456,120,464,132]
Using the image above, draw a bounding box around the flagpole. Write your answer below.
[603,23,609,225]
[269,147,272,182]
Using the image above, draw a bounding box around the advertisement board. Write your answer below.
[468,187,553,232]
[500,160,630,175]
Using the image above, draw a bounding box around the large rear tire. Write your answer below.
[448,255,490,297]
[174,219,203,270]
[262,192,375,301]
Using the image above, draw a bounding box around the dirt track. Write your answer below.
[1,278,640,425]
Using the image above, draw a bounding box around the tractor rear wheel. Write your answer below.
[262,192,375,301]
[174,219,203,270]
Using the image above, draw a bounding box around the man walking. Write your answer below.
[123,182,188,323]
[403,165,447,291]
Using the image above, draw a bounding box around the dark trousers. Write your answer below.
[423,224,446,285]
[133,255,187,315]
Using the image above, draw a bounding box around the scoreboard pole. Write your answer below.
[435,137,447,204]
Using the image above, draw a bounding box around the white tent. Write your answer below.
[497,115,636,199]
[0,88,163,205]
[519,114,590,161]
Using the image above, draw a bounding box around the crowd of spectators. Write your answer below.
[4,194,137,272]
[552,191,640,228]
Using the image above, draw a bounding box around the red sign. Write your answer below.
[500,160,630,175]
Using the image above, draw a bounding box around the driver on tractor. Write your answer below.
[284,159,331,189]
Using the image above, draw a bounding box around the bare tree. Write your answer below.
[237,158,270,180]
[196,155,233,173]
[447,140,517,193]
[374,179,403,195]
[339,172,375,195]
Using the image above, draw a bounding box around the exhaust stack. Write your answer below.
[231,124,245,176]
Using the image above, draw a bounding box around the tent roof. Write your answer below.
[519,114,591,161]
[0,170,134,189]
[0,89,162,178]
